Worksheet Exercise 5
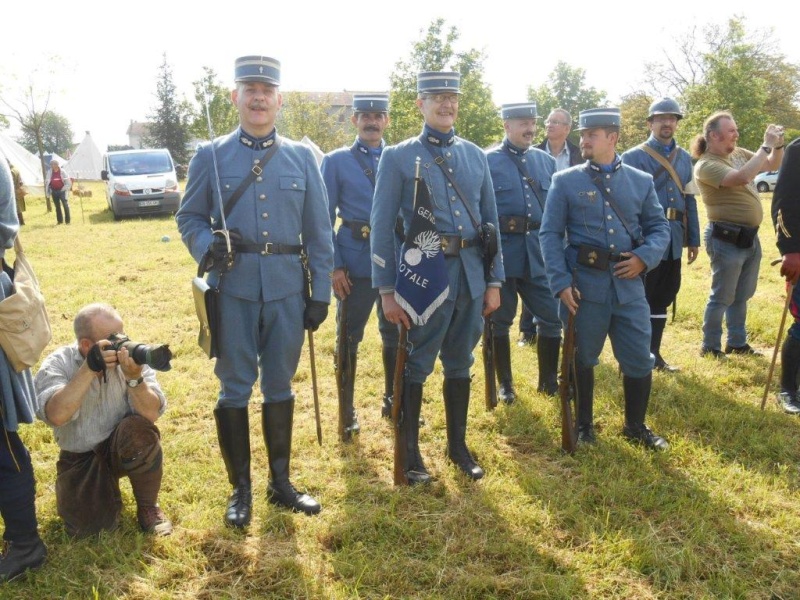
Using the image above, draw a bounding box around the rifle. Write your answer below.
[483,319,497,410]
[559,293,578,455]
[481,222,499,410]
[301,252,323,446]
[392,325,409,486]
[335,293,353,441]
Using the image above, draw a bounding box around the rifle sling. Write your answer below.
[639,144,685,196]
[349,143,376,187]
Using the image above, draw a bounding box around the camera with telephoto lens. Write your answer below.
[107,333,173,372]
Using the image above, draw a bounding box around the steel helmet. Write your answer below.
[648,97,683,120]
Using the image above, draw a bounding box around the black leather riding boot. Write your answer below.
[381,345,397,418]
[0,536,46,582]
[443,378,484,480]
[651,317,678,372]
[214,407,252,528]
[778,335,800,414]
[537,336,561,396]
[400,382,431,485]
[263,399,321,515]
[493,334,516,404]
[574,365,596,443]
[781,334,800,394]
[622,373,669,450]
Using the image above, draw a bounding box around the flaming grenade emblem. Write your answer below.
[404,230,440,266]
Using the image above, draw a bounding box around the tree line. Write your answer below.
[3,15,798,168]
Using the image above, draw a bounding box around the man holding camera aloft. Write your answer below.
[692,112,784,358]
[34,303,172,537]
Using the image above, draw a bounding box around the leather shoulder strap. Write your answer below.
[349,142,376,187]
[639,144,684,195]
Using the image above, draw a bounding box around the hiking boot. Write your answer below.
[137,506,173,536]
[700,346,727,359]
[724,343,762,356]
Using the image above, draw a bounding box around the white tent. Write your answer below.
[300,136,324,166]
[42,152,68,167]
[0,131,44,194]
[64,131,103,180]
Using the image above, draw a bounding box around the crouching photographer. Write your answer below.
[33,303,173,537]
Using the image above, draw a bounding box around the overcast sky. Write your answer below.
[2,1,797,152]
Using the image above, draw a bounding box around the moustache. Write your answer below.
[363,125,380,132]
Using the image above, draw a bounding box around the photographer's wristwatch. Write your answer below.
[126,377,144,388]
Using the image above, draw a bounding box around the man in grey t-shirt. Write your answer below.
[34,303,172,537]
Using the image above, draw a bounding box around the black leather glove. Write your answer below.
[303,300,329,332]
[203,229,242,274]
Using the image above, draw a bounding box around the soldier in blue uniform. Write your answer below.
[621,98,700,372]
[321,93,398,438]
[771,137,800,414]
[540,107,670,450]
[370,71,504,483]
[176,56,334,525]
[486,102,561,400]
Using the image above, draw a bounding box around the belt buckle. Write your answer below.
[252,164,263,176]
[460,237,469,249]
[666,207,677,219]
[263,242,274,255]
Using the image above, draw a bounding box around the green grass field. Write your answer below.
[4,182,799,599]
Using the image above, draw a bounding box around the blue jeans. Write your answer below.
[702,223,761,350]
[51,189,70,224]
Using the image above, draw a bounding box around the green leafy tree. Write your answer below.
[527,61,608,143]
[18,110,73,156]
[647,16,800,150]
[618,92,654,151]
[146,53,192,165]
[190,67,238,140]
[388,19,501,148]
[276,92,350,153]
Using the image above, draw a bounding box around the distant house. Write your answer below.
[299,90,387,123]
[126,121,150,149]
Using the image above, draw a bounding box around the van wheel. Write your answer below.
[757,182,769,193]
[112,210,121,221]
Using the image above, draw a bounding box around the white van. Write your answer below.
[101,149,181,220]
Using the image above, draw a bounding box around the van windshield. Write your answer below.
[108,152,173,176]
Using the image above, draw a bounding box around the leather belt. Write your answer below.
[571,243,624,270]
[440,234,481,257]
[665,208,684,221]
[499,215,540,233]
[341,218,371,240]
[236,242,304,256]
